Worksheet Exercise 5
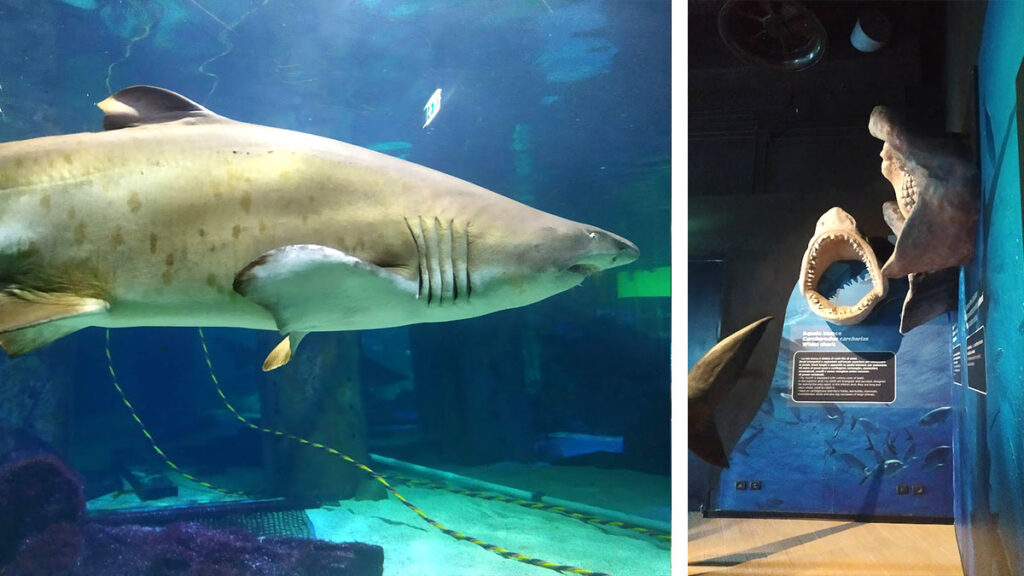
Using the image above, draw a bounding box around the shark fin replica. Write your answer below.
[233,244,418,370]
[688,316,773,468]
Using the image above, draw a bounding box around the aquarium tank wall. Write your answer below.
[0,2,670,575]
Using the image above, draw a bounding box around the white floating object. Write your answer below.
[422,88,441,128]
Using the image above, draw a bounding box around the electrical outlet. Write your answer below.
[897,484,910,495]
[735,481,748,490]
[750,481,762,490]
[913,485,926,495]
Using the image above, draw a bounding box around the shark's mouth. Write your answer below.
[896,171,917,216]
[799,207,888,325]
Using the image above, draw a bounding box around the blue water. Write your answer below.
[0,2,670,574]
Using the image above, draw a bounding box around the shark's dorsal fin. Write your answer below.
[98,86,228,130]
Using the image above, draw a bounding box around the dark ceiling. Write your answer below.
[689,1,949,131]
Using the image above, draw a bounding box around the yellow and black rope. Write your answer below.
[104,327,620,575]
[385,473,671,543]
[193,328,616,576]
[194,327,614,573]
[104,329,245,497]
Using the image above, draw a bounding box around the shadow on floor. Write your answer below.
[688,521,860,572]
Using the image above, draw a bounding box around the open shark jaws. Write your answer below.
[799,207,889,325]
[688,316,773,468]
[0,86,639,370]
[797,107,978,332]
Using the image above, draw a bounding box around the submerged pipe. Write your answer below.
[369,453,671,534]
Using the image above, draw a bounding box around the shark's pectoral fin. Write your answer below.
[234,245,417,366]
[262,331,308,372]
[0,289,108,356]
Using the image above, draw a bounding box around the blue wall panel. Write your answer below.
[956,3,1024,575]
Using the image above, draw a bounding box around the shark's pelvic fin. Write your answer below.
[0,289,107,356]
[688,316,773,468]
[262,331,308,372]
[0,322,84,357]
[234,244,418,360]
[97,85,229,130]
[0,288,108,333]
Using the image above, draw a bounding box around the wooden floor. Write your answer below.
[688,512,963,575]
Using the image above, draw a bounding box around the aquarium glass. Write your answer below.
[0,2,670,575]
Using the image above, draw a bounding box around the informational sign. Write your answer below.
[953,345,963,386]
[967,326,987,394]
[952,323,962,386]
[966,291,984,333]
[792,351,896,403]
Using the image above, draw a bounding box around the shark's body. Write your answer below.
[0,86,638,368]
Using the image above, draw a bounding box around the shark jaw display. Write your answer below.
[798,207,888,325]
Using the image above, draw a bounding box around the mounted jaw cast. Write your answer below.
[868,106,978,333]
[869,106,978,278]
[799,207,888,325]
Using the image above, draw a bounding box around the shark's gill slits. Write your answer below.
[423,216,441,305]
[405,216,469,306]
[453,220,469,302]
[405,217,429,301]
[799,208,888,325]
[437,217,454,304]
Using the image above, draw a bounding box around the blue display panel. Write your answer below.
[955,3,1024,574]
[713,278,953,519]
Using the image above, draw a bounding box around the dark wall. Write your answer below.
[688,1,952,482]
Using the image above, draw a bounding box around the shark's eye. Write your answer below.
[588,231,597,239]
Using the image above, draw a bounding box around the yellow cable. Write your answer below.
[104,327,619,575]
[104,329,244,497]
[195,328,618,576]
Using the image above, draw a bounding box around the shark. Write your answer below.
[0,86,638,370]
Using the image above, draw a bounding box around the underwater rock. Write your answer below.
[263,332,376,501]
[0,354,73,455]
[74,522,383,576]
[0,452,384,576]
[3,521,83,576]
[0,453,84,565]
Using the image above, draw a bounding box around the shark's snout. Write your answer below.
[570,228,639,275]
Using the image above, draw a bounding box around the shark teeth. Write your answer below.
[897,172,918,216]
[799,208,889,325]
